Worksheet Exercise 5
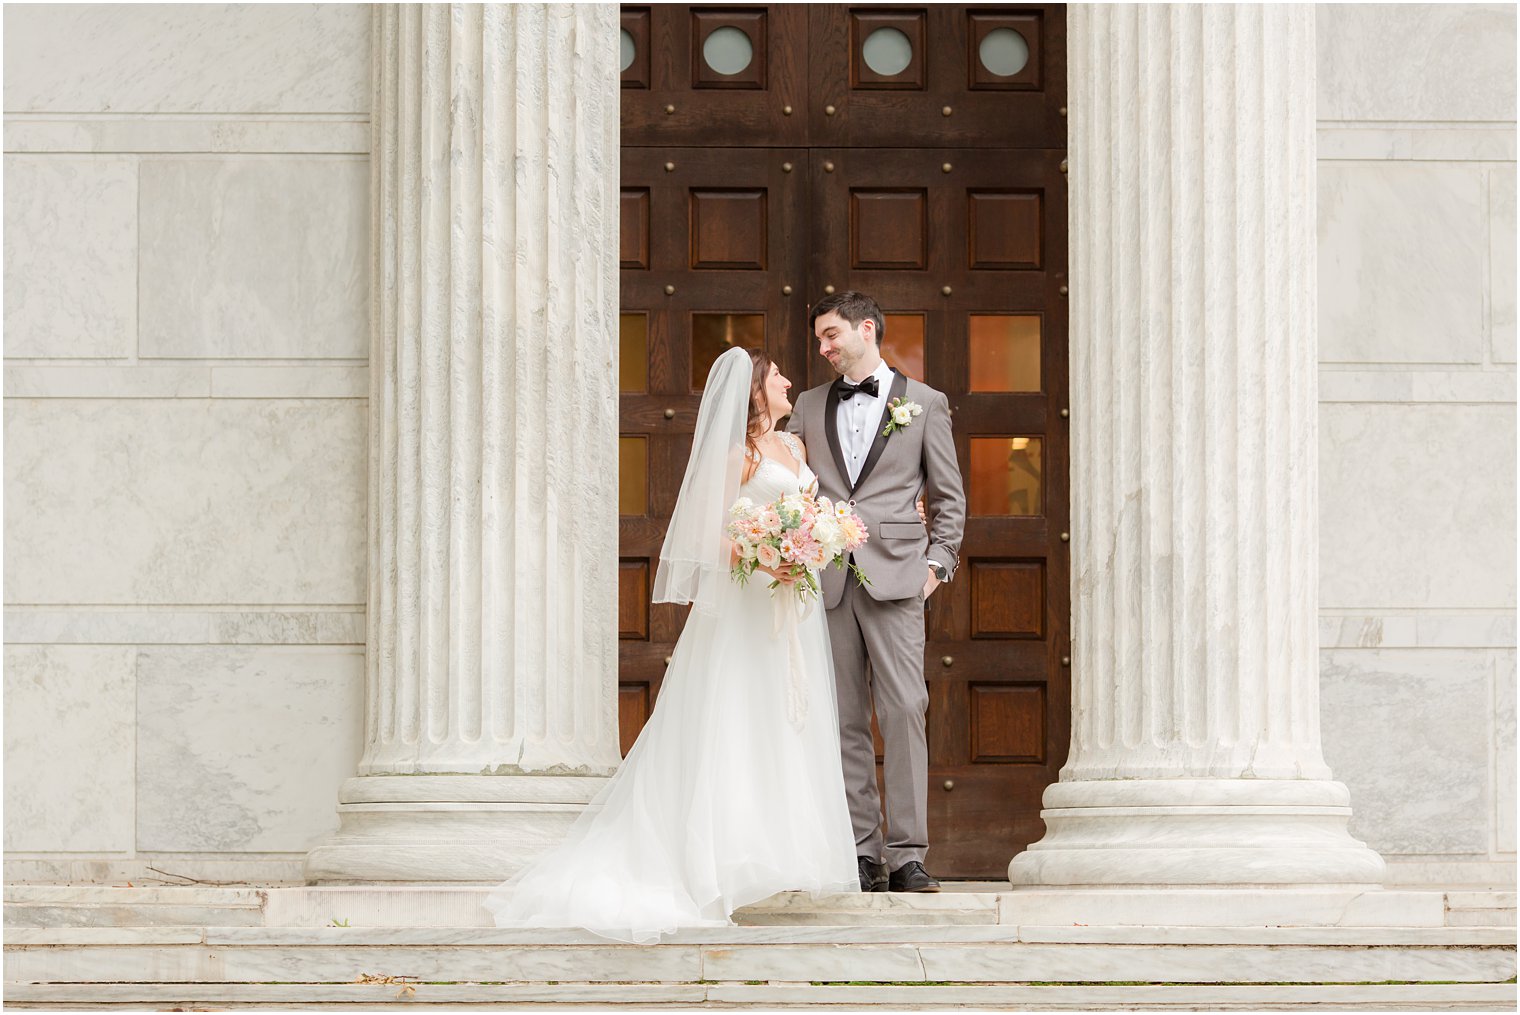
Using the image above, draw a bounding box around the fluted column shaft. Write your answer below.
[1011,5,1384,886]
[307,3,620,882]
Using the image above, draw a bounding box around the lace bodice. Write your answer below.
[739,432,817,503]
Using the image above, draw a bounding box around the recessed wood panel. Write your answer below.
[621,8,651,90]
[851,11,926,90]
[618,558,650,640]
[851,189,927,269]
[692,9,768,90]
[618,683,651,757]
[971,560,1045,639]
[968,13,1042,90]
[969,190,1042,270]
[690,189,768,270]
[621,188,650,269]
[970,683,1045,762]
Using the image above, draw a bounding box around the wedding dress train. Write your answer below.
[482,451,859,943]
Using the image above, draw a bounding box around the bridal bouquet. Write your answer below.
[728,492,871,598]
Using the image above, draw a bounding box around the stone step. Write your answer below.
[5,981,1518,1011]
[6,884,1497,929]
[5,925,1514,987]
[1447,890,1519,927]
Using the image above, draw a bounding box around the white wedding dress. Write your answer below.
[482,436,859,943]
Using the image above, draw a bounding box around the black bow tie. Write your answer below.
[839,376,880,401]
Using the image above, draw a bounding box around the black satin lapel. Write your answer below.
[824,381,849,489]
[851,370,908,494]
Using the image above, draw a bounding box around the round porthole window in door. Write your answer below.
[702,26,753,76]
[861,26,913,77]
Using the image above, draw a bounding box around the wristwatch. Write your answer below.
[928,561,949,582]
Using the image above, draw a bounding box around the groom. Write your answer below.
[787,291,966,893]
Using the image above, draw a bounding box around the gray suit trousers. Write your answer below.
[827,577,929,869]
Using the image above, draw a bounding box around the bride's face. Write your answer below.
[762,363,793,424]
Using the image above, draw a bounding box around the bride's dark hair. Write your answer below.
[743,347,773,463]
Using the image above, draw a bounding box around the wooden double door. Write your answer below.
[616,4,1068,877]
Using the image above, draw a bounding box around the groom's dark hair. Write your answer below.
[809,290,885,344]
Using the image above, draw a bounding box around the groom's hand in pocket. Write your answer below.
[921,565,942,601]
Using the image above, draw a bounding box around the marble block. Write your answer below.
[1317,4,1517,122]
[139,158,368,359]
[2,4,369,114]
[4,398,366,605]
[1320,649,1490,854]
[3,646,134,852]
[3,156,136,359]
[1319,402,1516,610]
[135,647,363,852]
[1497,652,1516,853]
[1318,162,1486,364]
[1492,167,1516,364]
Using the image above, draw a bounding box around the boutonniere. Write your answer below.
[881,397,923,437]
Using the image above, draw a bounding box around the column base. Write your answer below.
[304,774,609,883]
[1009,779,1387,887]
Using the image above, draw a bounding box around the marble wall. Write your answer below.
[1315,4,1516,883]
[3,4,1515,887]
[3,4,371,883]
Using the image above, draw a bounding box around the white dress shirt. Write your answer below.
[834,359,894,487]
[834,359,947,581]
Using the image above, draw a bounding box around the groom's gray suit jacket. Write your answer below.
[788,369,966,608]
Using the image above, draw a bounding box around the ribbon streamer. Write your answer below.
[771,586,815,732]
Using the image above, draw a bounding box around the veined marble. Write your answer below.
[1317,4,1517,122]
[1492,167,1516,364]
[1319,402,1516,610]
[4,399,366,605]
[3,610,364,646]
[1497,653,1517,853]
[2,5,369,114]
[3,646,135,852]
[4,116,370,156]
[1316,369,1516,405]
[209,366,368,399]
[136,647,363,852]
[139,158,368,359]
[3,156,136,358]
[1318,163,1487,365]
[1316,123,1518,163]
[1318,612,1517,649]
[3,366,210,398]
[1321,649,1491,854]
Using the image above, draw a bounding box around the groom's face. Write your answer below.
[814,311,875,377]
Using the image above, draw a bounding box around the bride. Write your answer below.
[482,345,860,942]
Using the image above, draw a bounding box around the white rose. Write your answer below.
[892,404,913,426]
[811,515,842,549]
[735,538,758,560]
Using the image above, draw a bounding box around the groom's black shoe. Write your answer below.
[889,860,941,893]
[858,856,889,893]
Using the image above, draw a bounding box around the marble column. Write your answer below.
[306,3,621,882]
[1010,5,1386,886]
